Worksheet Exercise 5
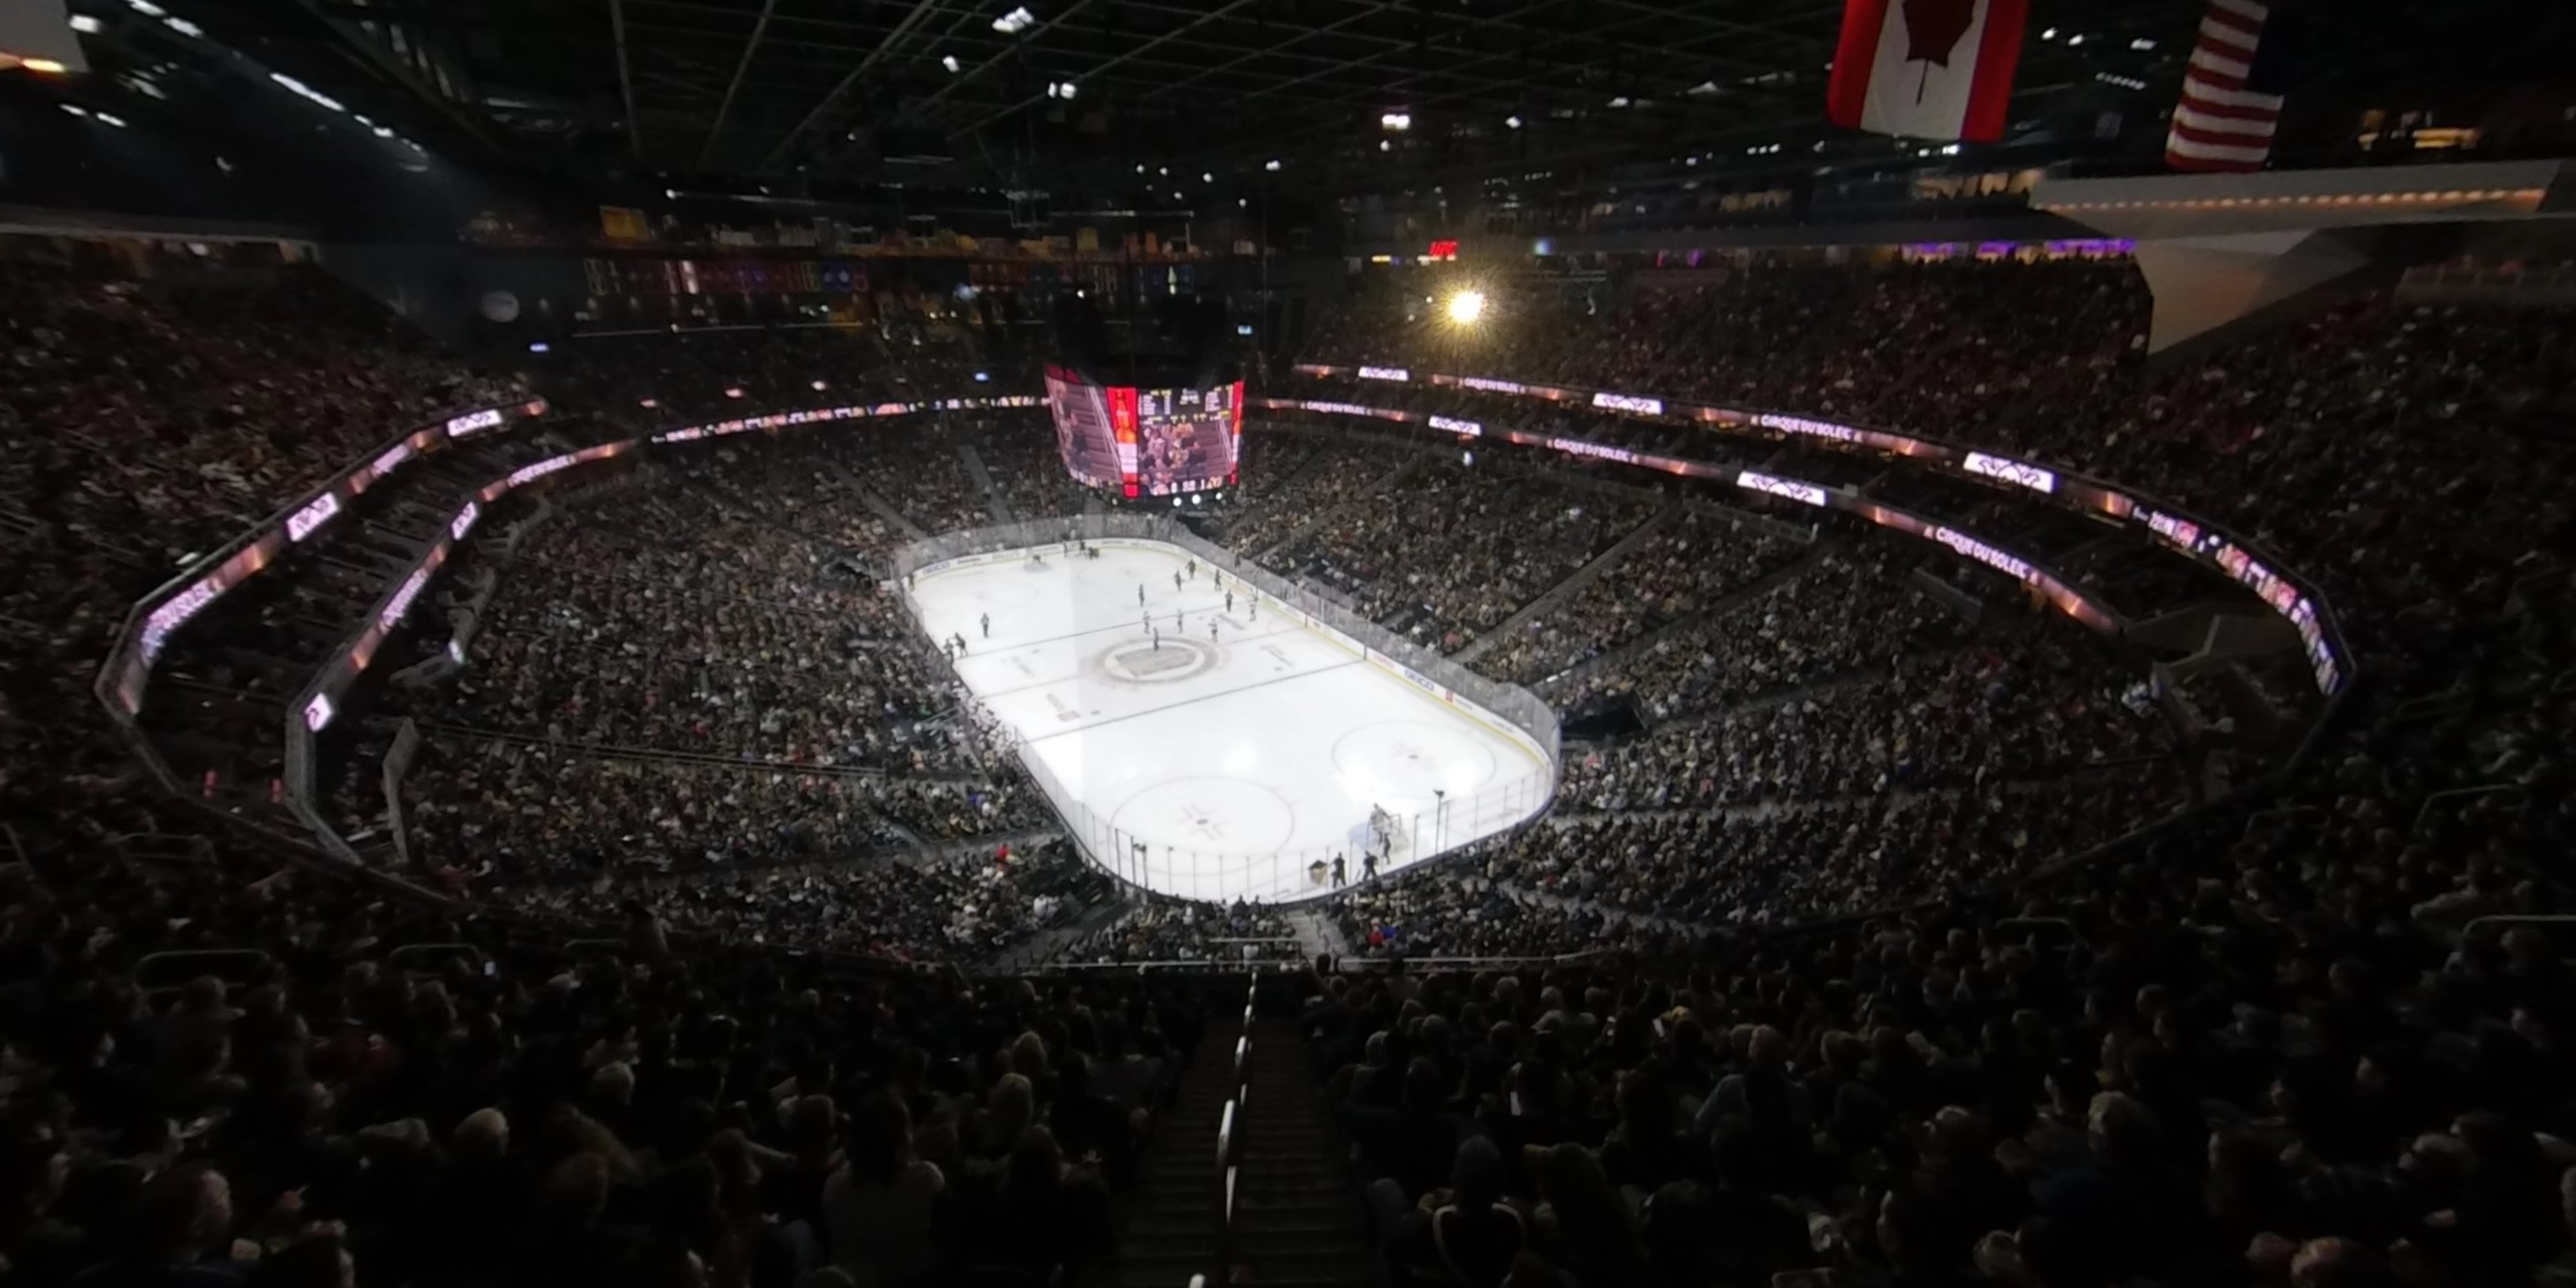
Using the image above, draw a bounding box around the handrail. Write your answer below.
[1246,414,2126,641]
[94,396,550,724]
[273,393,1047,870]
[89,379,2356,979]
[2412,785,2527,838]
[1279,364,2352,702]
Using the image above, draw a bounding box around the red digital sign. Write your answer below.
[1425,240,1459,261]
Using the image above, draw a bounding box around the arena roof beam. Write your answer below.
[694,0,778,169]
[754,0,959,173]
[611,0,643,160]
[941,0,1264,139]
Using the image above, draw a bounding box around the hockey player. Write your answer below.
[980,613,990,639]
[1225,591,1234,613]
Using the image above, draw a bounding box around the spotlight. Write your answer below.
[992,6,1035,35]
[811,380,828,391]
[724,386,745,399]
[1446,289,1486,324]
[1380,111,1412,130]
[1264,158,1280,171]
[1504,114,1522,129]
[941,53,961,72]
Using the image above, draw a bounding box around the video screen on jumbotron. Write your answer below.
[1045,365,1241,499]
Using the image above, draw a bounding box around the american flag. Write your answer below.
[2164,0,2289,172]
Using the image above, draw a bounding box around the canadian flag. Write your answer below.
[1826,0,2032,143]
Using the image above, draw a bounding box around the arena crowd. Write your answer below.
[6,228,2575,1288]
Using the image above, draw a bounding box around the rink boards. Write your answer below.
[903,539,1554,904]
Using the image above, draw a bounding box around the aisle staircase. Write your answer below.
[1251,455,1426,564]
[1533,537,1840,701]
[1232,1014,1371,1286]
[819,459,930,541]
[957,442,1016,525]
[1106,1000,1244,1288]
[1104,988,1370,1288]
[1449,497,1685,664]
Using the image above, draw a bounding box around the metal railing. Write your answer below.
[1275,364,2354,702]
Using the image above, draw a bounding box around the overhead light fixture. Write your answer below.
[1379,139,1391,152]
[69,14,103,32]
[1504,114,1522,129]
[2066,32,2084,45]
[1172,191,1184,200]
[1607,96,1631,108]
[372,125,395,138]
[527,341,550,353]
[2040,26,2057,39]
[724,386,745,399]
[58,102,89,116]
[1380,111,1412,130]
[811,380,828,391]
[1200,170,1212,182]
[269,72,349,114]
[1236,197,1246,207]
[2129,37,2156,50]
[992,6,1035,35]
[23,57,69,74]
[1264,158,1280,171]
[1158,165,1168,175]
[639,397,658,408]
[1135,164,1146,173]
[941,53,960,72]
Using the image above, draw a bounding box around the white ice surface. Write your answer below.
[907,542,1553,903]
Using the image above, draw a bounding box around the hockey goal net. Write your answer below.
[1367,805,1407,859]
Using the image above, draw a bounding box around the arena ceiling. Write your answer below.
[177,0,2213,198]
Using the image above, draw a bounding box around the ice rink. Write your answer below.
[906,541,1554,903]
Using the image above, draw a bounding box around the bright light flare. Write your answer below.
[1445,289,1487,325]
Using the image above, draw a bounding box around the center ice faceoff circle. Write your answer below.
[1333,721,1502,802]
[1110,776,1299,852]
[1099,637,1217,683]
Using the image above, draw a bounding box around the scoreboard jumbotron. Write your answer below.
[1045,364,1242,502]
